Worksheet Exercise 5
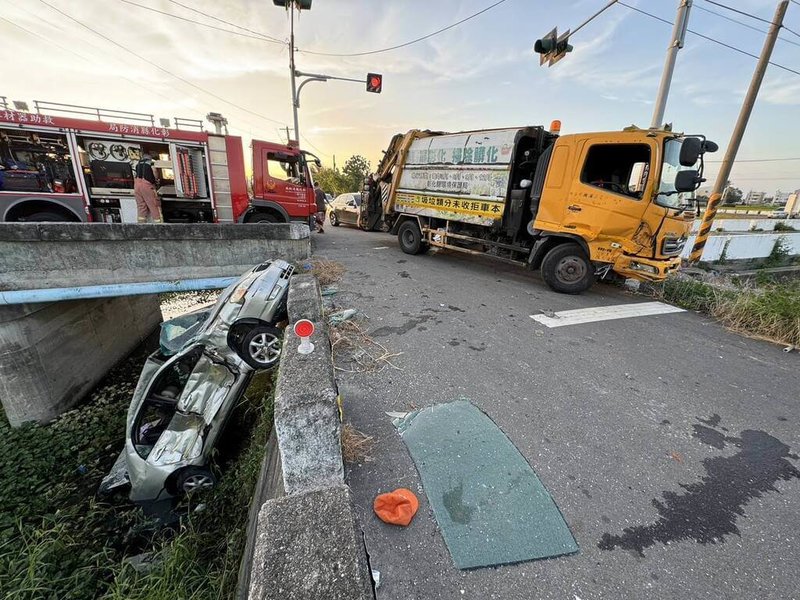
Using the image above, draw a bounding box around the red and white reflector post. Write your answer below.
[294,319,315,354]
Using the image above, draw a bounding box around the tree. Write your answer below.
[342,155,371,192]
[723,182,743,205]
[313,166,348,197]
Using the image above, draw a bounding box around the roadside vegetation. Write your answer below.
[0,342,274,599]
[656,275,800,348]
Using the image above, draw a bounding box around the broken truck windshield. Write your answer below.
[657,139,696,209]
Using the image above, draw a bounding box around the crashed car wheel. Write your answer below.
[240,325,283,370]
[330,212,340,226]
[176,467,216,494]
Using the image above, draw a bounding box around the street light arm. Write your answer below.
[295,76,328,108]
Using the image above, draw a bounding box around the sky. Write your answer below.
[3,0,800,195]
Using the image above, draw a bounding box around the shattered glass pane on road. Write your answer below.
[395,400,578,569]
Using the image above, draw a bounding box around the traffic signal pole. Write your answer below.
[689,0,789,263]
[650,0,692,129]
[289,6,300,144]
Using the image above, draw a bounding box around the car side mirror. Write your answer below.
[674,169,703,192]
[679,137,702,166]
[703,140,719,153]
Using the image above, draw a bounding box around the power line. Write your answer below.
[617,2,800,78]
[300,134,330,158]
[38,0,289,127]
[701,0,774,26]
[2,12,272,139]
[163,0,285,44]
[298,0,510,57]
[702,0,800,40]
[695,3,800,48]
[118,0,284,44]
[707,157,800,163]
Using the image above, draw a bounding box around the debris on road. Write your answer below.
[371,569,381,589]
[374,488,419,526]
[328,308,358,325]
[395,400,577,568]
[342,423,375,463]
[306,258,345,285]
[330,319,403,373]
[321,286,339,296]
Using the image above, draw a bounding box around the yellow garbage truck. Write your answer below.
[365,123,717,293]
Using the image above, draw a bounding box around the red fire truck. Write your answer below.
[0,98,319,224]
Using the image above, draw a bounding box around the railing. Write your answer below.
[173,117,204,131]
[33,100,156,125]
[4,98,209,132]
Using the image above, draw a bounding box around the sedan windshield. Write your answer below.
[657,139,696,209]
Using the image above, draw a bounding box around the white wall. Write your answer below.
[681,232,800,262]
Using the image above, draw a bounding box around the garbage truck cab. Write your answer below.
[372,123,716,293]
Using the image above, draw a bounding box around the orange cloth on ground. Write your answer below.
[373,488,419,526]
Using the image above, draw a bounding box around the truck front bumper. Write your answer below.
[612,255,682,282]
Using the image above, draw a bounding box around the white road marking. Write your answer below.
[530,301,684,328]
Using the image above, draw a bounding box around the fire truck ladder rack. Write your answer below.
[0,96,8,110]
[173,117,204,131]
[33,100,156,125]
[26,99,206,132]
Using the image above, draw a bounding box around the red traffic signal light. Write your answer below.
[366,73,382,94]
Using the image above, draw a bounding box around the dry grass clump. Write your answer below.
[657,276,800,348]
[341,424,375,463]
[306,258,345,286]
[329,319,403,372]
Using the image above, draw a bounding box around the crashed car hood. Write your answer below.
[177,353,236,421]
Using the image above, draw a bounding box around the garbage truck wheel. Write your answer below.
[398,220,425,255]
[541,243,594,294]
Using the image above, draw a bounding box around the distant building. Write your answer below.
[745,190,766,205]
[773,190,791,206]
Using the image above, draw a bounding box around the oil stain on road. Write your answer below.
[599,417,800,557]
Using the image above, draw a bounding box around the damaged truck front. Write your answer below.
[366,124,717,293]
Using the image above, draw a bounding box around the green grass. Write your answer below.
[0,344,274,600]
[658,277,800,347]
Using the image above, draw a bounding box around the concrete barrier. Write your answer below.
[242,274,374,600]
[0,222,310,292]
[0,294,161,426]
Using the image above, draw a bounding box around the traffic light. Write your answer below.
[366,73,383,94]
[534,28,573,66]
[273,0,312,8]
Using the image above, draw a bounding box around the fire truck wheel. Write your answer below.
[541,243,594,294]
[25,211,70,222]
[250,213,279,223]
[398,220,426,255]
[239,325,283,370]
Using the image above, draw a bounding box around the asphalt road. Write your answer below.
[312,224,800,600]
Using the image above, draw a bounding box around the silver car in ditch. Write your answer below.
[121,259,293,503]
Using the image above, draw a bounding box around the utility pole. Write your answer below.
[651,0,692,128]
[289,6,299,144]
[689,0,789,263]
